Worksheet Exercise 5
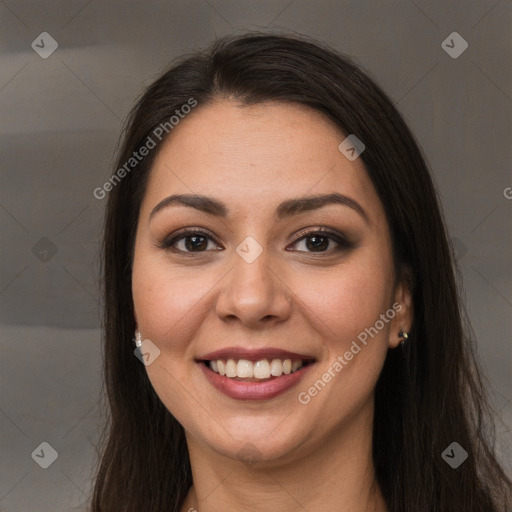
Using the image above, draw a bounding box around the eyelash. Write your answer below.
[157,227,353,255]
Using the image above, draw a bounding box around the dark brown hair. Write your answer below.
[92,33,511,511]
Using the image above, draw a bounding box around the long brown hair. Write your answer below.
[92,33,511,511]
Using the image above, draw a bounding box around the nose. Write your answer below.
[215,250,292,329]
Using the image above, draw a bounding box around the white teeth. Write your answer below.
[253,360,271,379]
[225,359,237,377]
[207,358,308,379]
[237,359,253,378]
[270,359,283,377]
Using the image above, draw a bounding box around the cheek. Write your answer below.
[294,251,394,344]
[131,252,213,354]
[131,254,211,423]
[292,254,394,422]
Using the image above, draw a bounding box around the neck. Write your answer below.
[181,399,388,512]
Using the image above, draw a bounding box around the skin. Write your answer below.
[131,100,413,512]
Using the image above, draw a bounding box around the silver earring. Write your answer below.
[399,330,409,347]
[134,330,142,348]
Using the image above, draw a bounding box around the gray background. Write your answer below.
[1,0,511,510]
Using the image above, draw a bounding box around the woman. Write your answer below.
[91,34,511,511]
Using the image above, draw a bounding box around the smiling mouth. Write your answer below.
[199,358,316,382]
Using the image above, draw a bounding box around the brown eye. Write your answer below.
[181,234,209,252]
[303,234,330,252]
[289,229,353,253]
[158,228,222,253]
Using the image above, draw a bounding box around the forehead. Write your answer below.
[141,100,383,220]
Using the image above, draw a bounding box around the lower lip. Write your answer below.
[198,361,315,401]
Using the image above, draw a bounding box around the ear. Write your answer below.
[388,267,414,349]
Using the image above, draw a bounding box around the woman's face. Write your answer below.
[132,100,412,463]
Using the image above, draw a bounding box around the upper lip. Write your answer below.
[197,347,316,362]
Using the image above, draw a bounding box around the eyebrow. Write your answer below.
[149,192,369,223]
